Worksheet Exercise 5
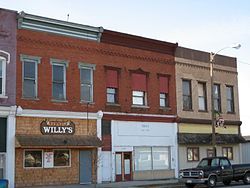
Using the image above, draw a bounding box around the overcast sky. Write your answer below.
[1,0,250,135]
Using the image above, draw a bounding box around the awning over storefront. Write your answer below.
[15,134,102,148]
[178,133,246,145]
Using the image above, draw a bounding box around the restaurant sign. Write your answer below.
[40,119,75,135]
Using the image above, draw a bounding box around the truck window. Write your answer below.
[220,159,230,167]
[211,158,219,167]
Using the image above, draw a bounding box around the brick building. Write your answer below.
[100,30,178,181]
[175,47,245,169]
[15,12,104,187]
[0,8,17,187]
[13,11,179,187]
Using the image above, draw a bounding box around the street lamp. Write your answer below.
[210,43,241,157]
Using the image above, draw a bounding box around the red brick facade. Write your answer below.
[17,29,177,116]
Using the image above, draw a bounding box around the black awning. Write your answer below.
[178,133,246,145]
[16,134,102,148]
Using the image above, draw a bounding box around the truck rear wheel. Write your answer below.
[243,172,250,184]
[207,176,217,188]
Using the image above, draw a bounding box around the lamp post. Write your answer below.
[210,43,241,157]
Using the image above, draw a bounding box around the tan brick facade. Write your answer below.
[175,47,243,169]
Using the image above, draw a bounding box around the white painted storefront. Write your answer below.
[102,120,178,182]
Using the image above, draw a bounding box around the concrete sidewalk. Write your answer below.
[31,179,185,188]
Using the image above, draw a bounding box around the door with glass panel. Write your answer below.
[115,152,132,181]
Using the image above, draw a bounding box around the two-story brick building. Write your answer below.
[15,12,104,187]
[175,47,245,169]
[100,30,178,181]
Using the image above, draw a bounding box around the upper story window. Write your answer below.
[79,62,95,102]
[159,76,169,108]
[213,84,221,112]
[226,85,234,113]
[0,57,6,97]
[21,55,41,99]
[106,69,118,104]
[132,73,147,106]
[182,79,192,110]
[51,59,68,101]
[198,82,207,111]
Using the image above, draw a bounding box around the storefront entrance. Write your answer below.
[80,150,92,184]
[115,152,132,181]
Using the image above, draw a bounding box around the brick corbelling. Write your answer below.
[17,33,174,64]
[176,61,238,74]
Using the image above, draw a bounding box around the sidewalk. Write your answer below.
[32,179,185,188]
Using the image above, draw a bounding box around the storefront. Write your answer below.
[102,120,178,182]
[15,110,103,187]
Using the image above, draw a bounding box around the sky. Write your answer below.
[1,0,250,135]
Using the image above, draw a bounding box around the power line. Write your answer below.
[238,60,250,66]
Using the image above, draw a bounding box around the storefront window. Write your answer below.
[134,147,170,171]
[24,150,43,168]
[134,147,152,171]
[152,147,169,170]
[54,149,70,167]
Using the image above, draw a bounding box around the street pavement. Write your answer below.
[30,179,185,188]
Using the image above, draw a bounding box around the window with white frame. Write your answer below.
[79,63,95,102]
[134,146,170,171]
[51,59,68,101]
[21,55,41,99]
[0,57,6,97]
[24,150,43,168]
[198,82,207,111]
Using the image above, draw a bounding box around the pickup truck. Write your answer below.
[179,156,250,188]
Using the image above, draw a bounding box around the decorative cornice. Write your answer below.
[176,61,237,74]
[18,11,103,42]
[17,35,174,64]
